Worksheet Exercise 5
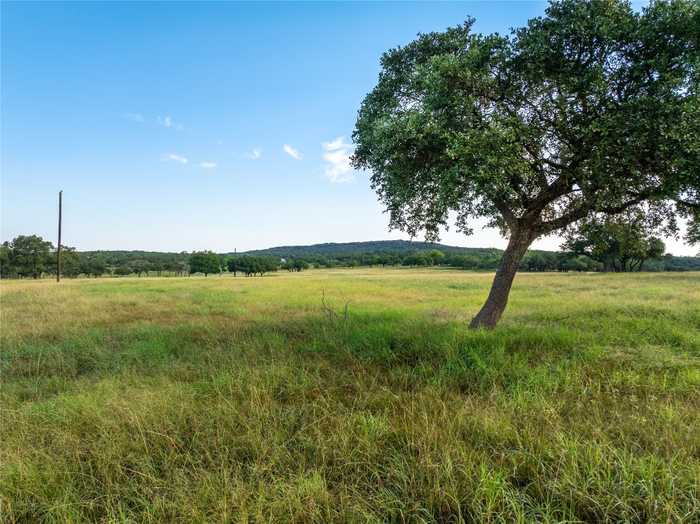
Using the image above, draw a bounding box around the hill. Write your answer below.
[235,240,502,258]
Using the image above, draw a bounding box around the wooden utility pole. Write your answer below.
[57,190,62,282]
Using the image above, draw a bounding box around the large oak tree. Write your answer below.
[352,0,699,328]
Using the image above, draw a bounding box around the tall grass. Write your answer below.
[1,269,698,522]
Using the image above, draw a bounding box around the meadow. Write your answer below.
[1,268,699,523]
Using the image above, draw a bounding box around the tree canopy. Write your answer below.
[229,256,279,277]
[79,254,107,278]
[352,0,700,327]
[1,235,54,279]
[563,210,666,271]
[189,251,221,276]
[687,215,700,247]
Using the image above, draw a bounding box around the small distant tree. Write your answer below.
[151,262,164,277]
[114,266,133,276]
[8,235,54,278]
[59,247,81,277]
[283,258,309,272]
[558,254,600,272]
[218,254,229,272]
[0,242,15,278]
[79,254,107,277]
[563,212,666,272]
[521,252,547,272]
[238,256,278,276]
[366,255,382,267]
[352,0,700,327]
[687,215,700,247]
[237,256,253,276]
[227,257,240,276]
[189,251,221,276]
[265,257,280,274]
[129,259,152,277]
[403,253,429,267]
[460,255,481,270]
[426,250,445,266]
[176,260,189,276]
[378,253,399,267]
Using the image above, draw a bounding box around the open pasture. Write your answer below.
[1,269,699,522]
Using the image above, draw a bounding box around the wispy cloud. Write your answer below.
[246,147,262,160]
[200,161,217,169]
[322,136,354,183]
[283,144,303,160]
[124,112,184,130]
[123,112,145,123]
[157,115,184,131]
[163,153,188,164]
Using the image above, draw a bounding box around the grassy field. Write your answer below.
[1,269,699,523]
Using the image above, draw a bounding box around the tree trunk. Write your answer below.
[469,229,535,329]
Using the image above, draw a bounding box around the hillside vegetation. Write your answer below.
[1,269,698,522]
[238,239,499,257]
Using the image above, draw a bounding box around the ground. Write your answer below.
[1,269,699,523]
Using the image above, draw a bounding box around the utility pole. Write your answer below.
[57,190,62,282]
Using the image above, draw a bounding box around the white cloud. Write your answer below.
[246,147,262,160]
[157,115,184,131]
[163,153,188,164]
[200,161,217,169]
[322,136,354,183]
[124,112,145,123]
[283,144,303,160]
[323,136,348,151]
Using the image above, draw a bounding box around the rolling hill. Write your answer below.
[235,240,502,258]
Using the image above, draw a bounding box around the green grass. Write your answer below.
[1,268,699,523]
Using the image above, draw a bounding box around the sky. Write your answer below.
[1,1,695,255]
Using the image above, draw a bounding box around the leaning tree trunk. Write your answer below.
[469,229,535,329]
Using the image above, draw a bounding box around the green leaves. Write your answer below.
[1,235,54,279]
[189,251,221,277]
[563,208,667,271]
[353,0,700,241]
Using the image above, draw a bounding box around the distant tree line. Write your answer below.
[1,234,699,280]
[187,252,280,277]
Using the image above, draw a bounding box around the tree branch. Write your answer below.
[537,191,655,234]
[492,198,517,229]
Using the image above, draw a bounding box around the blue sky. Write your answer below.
[2,1,693,254]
